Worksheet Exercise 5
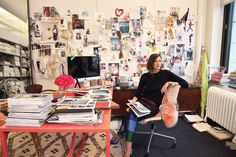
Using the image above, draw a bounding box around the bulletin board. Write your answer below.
[28,0,198,89]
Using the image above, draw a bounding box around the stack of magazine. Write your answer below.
[126,100,151,117]
[6,94,53,127]
[47,97,103,124]
[90,88,112,108]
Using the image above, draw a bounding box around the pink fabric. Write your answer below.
[160,85,180,128]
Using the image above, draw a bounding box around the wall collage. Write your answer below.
[30,5,195,87]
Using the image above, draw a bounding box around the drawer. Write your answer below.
[178,95,200,111]
[179,88,200,96]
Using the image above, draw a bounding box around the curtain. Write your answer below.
[194,49,209,118]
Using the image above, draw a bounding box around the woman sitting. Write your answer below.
[110,53,189,157]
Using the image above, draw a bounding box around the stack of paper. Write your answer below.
[184,114,204,123]
[6,94,53,127]
[48,98,102,124]
[192,122,211,132]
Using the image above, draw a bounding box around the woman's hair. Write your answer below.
[147,53,162,72]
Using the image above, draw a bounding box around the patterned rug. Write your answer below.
[7,130,124,157]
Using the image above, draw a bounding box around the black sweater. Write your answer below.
[134,70,189,105]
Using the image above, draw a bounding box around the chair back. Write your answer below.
[25,84,43,93]
[160,85,180,128]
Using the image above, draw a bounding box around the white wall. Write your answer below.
[204,0,224,66]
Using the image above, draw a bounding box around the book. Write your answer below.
[184,114,204,123]
[126,101,151,117]
[192,122,211,132]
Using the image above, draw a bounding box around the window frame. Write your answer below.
[220,2,234,73]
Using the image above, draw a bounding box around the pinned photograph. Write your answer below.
[72,14,84,30]
[110,37,121,51]
[108,63,119,76]
[167,45,175,56]
[140,6,146,20]
[169,7,180,19]
[42,6,50,17]
[119,21,129,34]
[184,47,193,61]
[131,19,141,32]
[100,63,107,70]
[73,30,83,41]
[167,28,174,40]
[176,44,185,54]
[166,16,173,28]
[50,7,60,18]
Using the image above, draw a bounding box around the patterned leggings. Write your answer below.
[118,110,138,142]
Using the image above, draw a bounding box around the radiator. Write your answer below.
[205,86,236,134]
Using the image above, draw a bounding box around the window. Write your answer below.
[221,2,236,73]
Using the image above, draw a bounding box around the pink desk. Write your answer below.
[0,109,111,157]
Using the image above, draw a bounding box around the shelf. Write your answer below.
[0,76,22,78]
[40,40,59,44]
[0,50,20,57]
[0,64,21,68]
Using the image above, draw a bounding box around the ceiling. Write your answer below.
[0,0,27,33]
[0,0,28,22]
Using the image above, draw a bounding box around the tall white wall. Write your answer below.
[205,0,224,66]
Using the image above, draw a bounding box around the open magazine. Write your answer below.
[126,100,151,117]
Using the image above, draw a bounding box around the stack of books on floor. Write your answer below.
[6,94,53,127]
[47,97,103,124]
[228,70,236,89]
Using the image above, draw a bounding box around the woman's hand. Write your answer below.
[131,97,138,104]
[161,82,169,94]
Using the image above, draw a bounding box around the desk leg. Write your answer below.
[106,130,110,157]
[0,132,9,157]
[76,133,88,157]
[68,133,76,157]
